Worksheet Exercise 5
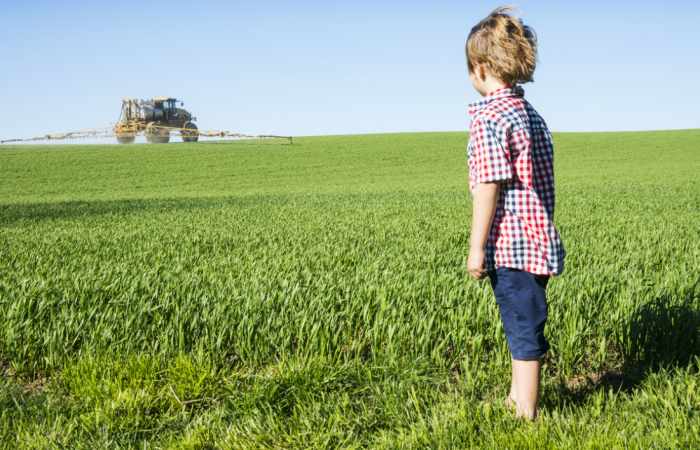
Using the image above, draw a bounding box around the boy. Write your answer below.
[465,6,566,420]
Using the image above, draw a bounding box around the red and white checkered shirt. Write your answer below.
[467,85,565,276]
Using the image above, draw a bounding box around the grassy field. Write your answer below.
[1,130,699,448]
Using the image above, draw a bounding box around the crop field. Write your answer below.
[1,130,699,448]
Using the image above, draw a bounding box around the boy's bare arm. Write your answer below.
[468,182,500,279]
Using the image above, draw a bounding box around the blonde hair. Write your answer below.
[466,5,538,85]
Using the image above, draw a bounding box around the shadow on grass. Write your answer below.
[0,190,454,225]
[543,288,700,409]
[0,195,291,225]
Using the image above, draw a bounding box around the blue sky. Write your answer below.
[1,1,699,139]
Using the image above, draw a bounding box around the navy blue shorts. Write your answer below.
[487,267,550,360]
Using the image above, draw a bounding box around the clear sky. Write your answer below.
[1,0,699,139]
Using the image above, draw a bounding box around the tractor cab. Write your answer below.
[154,97,179,120]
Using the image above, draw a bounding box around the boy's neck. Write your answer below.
[482,78,511,97]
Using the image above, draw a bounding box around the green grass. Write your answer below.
[1,130,699,448]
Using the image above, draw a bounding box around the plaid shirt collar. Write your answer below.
[467,84,525,117]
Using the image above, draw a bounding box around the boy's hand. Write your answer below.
[467,247,486,279]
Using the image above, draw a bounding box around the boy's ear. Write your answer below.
[477,64,487,82]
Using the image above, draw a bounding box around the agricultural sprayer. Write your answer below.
[1,97,292,145]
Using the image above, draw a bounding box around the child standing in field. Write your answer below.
[464,6,565,420]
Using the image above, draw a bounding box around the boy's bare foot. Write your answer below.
[518,407,538,421]
[504,394,538,420]
[504,394,516,411]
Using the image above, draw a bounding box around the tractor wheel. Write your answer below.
[145,123,170,144]
[116,133,135,144]
[182,122,199,143]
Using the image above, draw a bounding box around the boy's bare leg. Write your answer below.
[509,357,541,420]
[504,362,517,409]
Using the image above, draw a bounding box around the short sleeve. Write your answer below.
[467,116,512,190]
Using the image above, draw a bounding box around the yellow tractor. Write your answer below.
[114,97,199,144]
[1,98,292,145]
